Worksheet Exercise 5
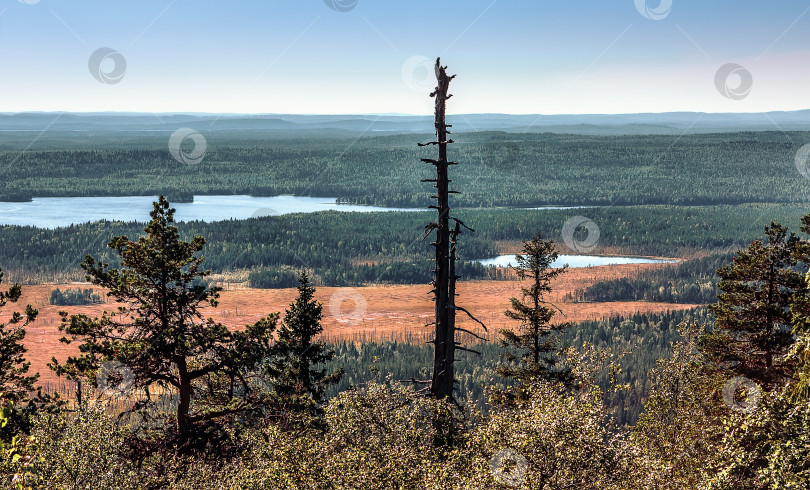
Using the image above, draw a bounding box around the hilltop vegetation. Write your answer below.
[1,131,809,206]
[328,308,710,427]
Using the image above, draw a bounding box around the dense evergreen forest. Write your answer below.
[327,308,710,426]
[48,287,103,306]
[567,252,734,304]
[2,203,809,285]
[1,131,809,207]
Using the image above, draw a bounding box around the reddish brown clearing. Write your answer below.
[10,263,698,385]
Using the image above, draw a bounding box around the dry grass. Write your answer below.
[11,263,699,385]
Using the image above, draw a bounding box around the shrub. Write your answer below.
[48,288,102,306]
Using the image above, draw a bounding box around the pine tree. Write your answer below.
[703,222,804,387]
[267,272,342,425]
[496,233,571,401]
[50,197,278,451]
[0,269,54,440]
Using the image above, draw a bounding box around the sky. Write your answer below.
[0,0,808,115]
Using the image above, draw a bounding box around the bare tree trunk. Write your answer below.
[424,59,456,399]
[447,221,462,380]
[420,59,485,402]
[177,360,191,434]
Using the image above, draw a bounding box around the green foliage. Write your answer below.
[631,322,728,488]
[1,403,42,490]
[459,379,633,489]
[1,379,639,489]
[570,252,733,304]
[315,382,462,488]
[3,335,807,489]
[6,405,136,489]
[48,287,102,306]
[247,267,301,289]
[786,215,810,403]
[709,393,810,489]
[704,222,805,386]
[324,309,709,426]
[0,270,55,444]
[49,197,278,452]
[266,272,343,427]
[496,233,572,398]
[570,309,714,426]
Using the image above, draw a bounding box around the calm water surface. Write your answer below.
[0,195,419,228]
[477,254,677,268]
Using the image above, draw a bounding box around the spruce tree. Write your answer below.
[703,222,804,387]
[267,272,342,425]
[496,233,571,400]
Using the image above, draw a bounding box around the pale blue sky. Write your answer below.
[0,1,808,114]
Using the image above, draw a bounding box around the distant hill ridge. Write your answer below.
[0,110,808,136]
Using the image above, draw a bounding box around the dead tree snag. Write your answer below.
[420,58,485,400]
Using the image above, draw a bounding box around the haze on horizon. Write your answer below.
[1,1,808,116]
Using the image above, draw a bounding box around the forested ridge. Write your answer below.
[1,203,806,286]
[1,131,809,206]
[568,252,734,304]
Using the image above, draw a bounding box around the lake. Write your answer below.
[0,195,599,229]
[477,254,677,268]
[0,195,421,229]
